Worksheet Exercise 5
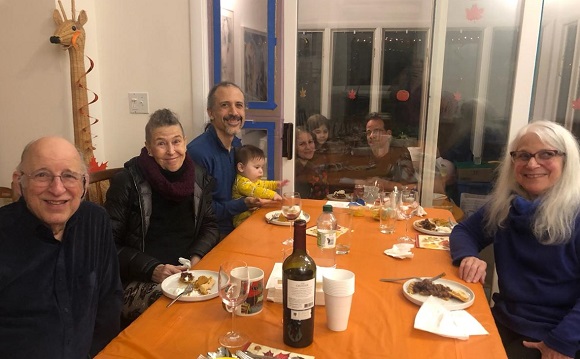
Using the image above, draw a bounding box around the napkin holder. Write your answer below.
[266,263,326,305]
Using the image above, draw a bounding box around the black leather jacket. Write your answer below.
[104,157,219,284]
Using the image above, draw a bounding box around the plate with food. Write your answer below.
[417,235,450,251]
[161,270,219,302]
[265,210,311,226]
[403,278,474,310]
[327,190,353,202]
[413,218,454,236]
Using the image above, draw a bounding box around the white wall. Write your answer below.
[0,0,207,185]
[0,0,73,185]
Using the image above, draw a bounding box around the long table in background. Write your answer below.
[96,199,507,359]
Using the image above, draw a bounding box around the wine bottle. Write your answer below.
[282,219,316,347]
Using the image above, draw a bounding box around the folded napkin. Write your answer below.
[178,257,191,269]
[384,247,414,259]
[415,205,427,217]
[266,263,327,305]
[245,342,314,359]
[414,296,488,339]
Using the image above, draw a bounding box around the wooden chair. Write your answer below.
[0,186,14,207]
[86,168,123,206]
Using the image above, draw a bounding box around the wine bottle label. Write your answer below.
[290,308,312,320]
[286,278,315,310]
[317,231,336,249]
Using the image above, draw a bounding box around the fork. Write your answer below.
[448,217,458,228]
[379,272,445,283]
[236,350,274,359]
[166,283,194,308]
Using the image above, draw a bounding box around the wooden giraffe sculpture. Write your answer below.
[50,0,95,166]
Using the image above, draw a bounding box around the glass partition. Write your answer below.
[531,0,580,138]
[295,0,523,207]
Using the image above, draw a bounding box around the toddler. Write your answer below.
[232,145,289,227]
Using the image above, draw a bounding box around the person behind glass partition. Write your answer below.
[450,120,580,359]
[105,108,219,325]
[295,126,329,199]
[306,114,331,154]
[352,112,416,192]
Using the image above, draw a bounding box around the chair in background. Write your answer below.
[0,186,14,207]
[86,168,123,206]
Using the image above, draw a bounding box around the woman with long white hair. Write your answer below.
[450,120,580,359]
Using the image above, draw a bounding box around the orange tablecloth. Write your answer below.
[96,200,506,359]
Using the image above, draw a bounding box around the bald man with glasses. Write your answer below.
[0,136,122,358]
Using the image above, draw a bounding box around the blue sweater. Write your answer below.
[187,124,247,236]
[450,196,580,357]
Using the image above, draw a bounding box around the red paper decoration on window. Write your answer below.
[396,90,410,102]
[466,4,484,21]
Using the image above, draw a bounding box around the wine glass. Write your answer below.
[218,260,250,348]
[281,192,302,246]
[397,189,418,244]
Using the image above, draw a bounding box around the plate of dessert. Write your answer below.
[413,218,454,236]
[265,210,311,226]
[327,190,352,202]
[161,270,218,302]
[403,277,474,310]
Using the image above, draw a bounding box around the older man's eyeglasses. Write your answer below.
[21,170,84,188]
[365,129,386,137]
[509,150,565,164]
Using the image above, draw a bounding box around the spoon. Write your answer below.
[379,272,445,283]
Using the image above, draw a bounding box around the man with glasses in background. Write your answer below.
[353,112,417,191]
[0,136,122,359]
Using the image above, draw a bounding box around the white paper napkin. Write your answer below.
[383,248,414,259]
[415,206,427,217]
[266,263,326,305]
[414,296,488,339]
[178,257,191,269]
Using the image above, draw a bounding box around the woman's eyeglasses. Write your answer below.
[509,149,565,164]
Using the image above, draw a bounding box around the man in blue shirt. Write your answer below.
[0,136,123,358]
[187,82,263,237]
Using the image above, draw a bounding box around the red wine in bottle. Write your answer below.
[282,219,316,347]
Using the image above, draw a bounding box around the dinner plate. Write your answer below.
[402,278,475,310]
[265,210,311,226]
[161,270,219,302]
[413,219,452,236]
[326,193,353,202]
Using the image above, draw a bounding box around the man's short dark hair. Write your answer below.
[207,81,245,109]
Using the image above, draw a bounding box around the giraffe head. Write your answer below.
[50,0,87,50]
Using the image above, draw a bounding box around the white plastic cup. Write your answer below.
[324,293,354,331]
[322,269,355,331]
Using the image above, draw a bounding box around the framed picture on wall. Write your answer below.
[243,27,268,102]
[220,9,234,82]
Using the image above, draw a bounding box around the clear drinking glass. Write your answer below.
[218,260,250,348]
[397,190,418,244]
[281,192,302,246]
